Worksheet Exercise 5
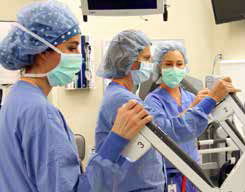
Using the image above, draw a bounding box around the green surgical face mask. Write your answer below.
[15,23,82,87]
[161,67,187,88]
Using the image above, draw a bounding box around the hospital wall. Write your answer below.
[213,20,245,61]
[0,0,46,20]
[212,20,245,105]
[50,0,218,163]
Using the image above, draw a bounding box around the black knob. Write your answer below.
[83,15,88,22]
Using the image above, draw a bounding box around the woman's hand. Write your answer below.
[209,76,240,102]
[112,100,152,140]
[190,88,210,107]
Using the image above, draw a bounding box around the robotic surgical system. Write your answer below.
[123,75,245,192]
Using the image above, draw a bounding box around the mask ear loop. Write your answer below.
[13,22,63,54]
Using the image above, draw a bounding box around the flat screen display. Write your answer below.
[88,0,157,10]
[212,0,245,24]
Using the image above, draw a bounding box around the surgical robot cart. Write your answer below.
[123,76,245,192]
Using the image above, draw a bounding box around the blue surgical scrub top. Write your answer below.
[95,82,216,192]
[145,87,201,169]
[0,81,128,192]
[145,87,204,192]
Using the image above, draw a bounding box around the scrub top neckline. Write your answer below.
[111,81,128,90]
[159,86,184,107]
[17,80,47,98]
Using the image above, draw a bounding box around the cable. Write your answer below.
[212,53,223,75]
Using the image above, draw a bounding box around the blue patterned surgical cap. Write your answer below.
[0,0,80,70]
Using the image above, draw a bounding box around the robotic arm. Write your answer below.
[122,75,245,192]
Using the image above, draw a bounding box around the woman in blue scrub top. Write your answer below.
[95,31,237,192]
[144,41,211,192]
[0,1,152,192]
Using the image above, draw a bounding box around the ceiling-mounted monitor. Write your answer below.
[211,0,245,24]
[81,0,163,21]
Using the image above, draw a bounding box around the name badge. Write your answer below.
[168,184,177,192]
